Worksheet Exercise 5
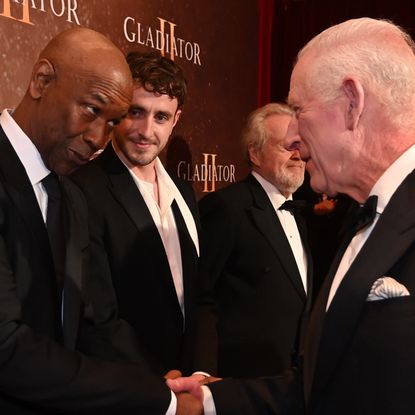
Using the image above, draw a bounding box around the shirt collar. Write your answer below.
[370,144,415,214]
[0,109,50,185]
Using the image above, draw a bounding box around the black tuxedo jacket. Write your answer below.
[198,174,312,377]
[70,144,205,375]
[0,126,170,414]
[209,169,415,415]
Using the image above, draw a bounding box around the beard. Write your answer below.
[274,166,305,195]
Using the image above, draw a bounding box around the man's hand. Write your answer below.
[176,392,204,415]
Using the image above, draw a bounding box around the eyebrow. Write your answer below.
[91,93,109,105]
[129,105,173,117]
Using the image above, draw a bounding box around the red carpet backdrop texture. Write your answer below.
[0,0,258,197]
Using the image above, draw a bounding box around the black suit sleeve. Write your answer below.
[208,370,304,415]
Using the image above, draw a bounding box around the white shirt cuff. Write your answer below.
[165,390,176,415]
[202,385,217,415]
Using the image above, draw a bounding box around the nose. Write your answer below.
[84,119,111,152]
[284,116,302,152]
[137,116,153,139]
[290,148,301,160]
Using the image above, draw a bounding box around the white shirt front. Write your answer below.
[326,144,415,309]
[252,171,308,293]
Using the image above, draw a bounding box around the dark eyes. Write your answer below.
[128,108,169,123]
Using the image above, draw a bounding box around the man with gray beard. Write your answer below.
[197,103,311,378]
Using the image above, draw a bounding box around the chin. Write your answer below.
[309,176,327,195]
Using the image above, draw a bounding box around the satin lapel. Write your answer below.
[247,175,306,300]
[171,200,197,322]
[0,127,50,256]
[309,170,415,405]
[60,178,88,349]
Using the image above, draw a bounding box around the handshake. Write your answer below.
[164,370,221,415]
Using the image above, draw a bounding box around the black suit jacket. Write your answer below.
[198,174,312,377]
[71,144,205,375]
[0,126,170,414]
[209,169,415,415]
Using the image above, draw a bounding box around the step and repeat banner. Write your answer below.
[0,0,258,197]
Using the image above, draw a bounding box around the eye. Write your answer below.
[129,107,144,118]
[85,105,99,116]
[155,113,169,123]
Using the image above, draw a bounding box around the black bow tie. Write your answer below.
[279,199,308,215]
[353,195,378,232]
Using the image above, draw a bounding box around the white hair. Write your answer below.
[242,102,292,163]
[298,18,415,131]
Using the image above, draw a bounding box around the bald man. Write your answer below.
[0,28,200,415]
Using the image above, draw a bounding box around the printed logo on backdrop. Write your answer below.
[178,154,235,192]
[0,0,81,25]
[124,16,202,66]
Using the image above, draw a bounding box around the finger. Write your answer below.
[164,369,182,380]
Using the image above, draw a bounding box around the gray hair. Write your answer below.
[298,18,415,131]
[242,103,293,163]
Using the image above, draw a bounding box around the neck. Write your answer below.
[131,162,157,184]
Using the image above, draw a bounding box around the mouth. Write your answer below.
[132,139,157,150]
[70,148,93,165]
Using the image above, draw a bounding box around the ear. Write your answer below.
[172,108,182,129]
[29,59,56,100]
[342,77,364,131]
[248,143,260,167]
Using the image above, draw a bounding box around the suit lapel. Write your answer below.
[171,200,198,320]
[247,175,306,300]
[308,170,415,405]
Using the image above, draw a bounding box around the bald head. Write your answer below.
[38,27,132,98]
[13,27,133,176]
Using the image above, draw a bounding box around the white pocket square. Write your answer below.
[367,277,410,302]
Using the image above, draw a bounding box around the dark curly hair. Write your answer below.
[126,51,187,108]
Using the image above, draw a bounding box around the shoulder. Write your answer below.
[199,178,253,210]
[70,157,108,191]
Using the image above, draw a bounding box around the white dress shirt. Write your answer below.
[327,144,415,309]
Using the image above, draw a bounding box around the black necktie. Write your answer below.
[42,173,65,293]
[352,195,378,233]
[279,199,308,215]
